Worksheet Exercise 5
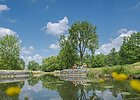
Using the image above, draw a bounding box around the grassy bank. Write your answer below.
[87,62,140,78]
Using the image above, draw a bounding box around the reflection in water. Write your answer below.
[28,77,40,86]
[94,89,123,100]
[0,75,140,100]
[0,81,24,100]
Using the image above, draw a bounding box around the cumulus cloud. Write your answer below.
[43,16,69,36]
[8,18,16,23]
[0,27,16,38]
[133,2,140,8]
[21,46,35,55]
[0,4,10,12]
[32,54,43,62]
[21,53,43,65]
[49,43,60,49]
[21,46,43,65]
[95,29,137,55]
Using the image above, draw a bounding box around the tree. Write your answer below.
[58,35,78,69]
[119,32,140,64]
[69,21,98,65]
[17,58,25,70]
[41,56,60,72]
[106,48,120,66]
[28,61,40,71]
[92,54,106,67]
[0,35,22,70]
[83,52,92,68]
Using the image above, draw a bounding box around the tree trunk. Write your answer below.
[80,53,83,66]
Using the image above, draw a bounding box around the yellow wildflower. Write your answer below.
[112,72,128,81]
[6,86,21,96]
[130,79,140,92]
[112,72,118,78]
[99,79,104,83]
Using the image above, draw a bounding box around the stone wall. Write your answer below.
[0,70,30,78]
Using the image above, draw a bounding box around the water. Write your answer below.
[0,75,140,100]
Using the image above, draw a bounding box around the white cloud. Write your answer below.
[46,5,49,10]
[129,2,140,10]
[43,16,69,36]
[21,46,35,55]
[8,18,16,23]
[49,43,60,49]
[0,4,10,12]
[133,2,140,8]
[95,29,137,55]
[117,28,127,34]
[21,46,43,65]
[0,27,16,38]
[21,54,43,65]
[33,54,43,62]
[29,46,34,50]
[0,27,42,65]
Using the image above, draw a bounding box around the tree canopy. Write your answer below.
[41,56,61,72]
[28,61,40,71]
[120,32,140,64]
[0,35,24,70]
[69,21,98,65]
[58,35,78,69]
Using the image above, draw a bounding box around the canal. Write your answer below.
[0,75,140,100]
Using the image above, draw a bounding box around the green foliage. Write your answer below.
[18,58,25,70]
[58,35,78,69]
[102,66,130,75]
[69,21,98,65]
[0,35,24,70]
[28,61,40,71]
[41,75,62,90]
[113,66,129,74]
[89,32,140,68]
[120,32,140,64]
[41,56,61,72]
[28,77,40,86]
[83,52,92,68]
[106,48,121,66]
[92,54,106,67]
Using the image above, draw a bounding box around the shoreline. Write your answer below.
[0,70,49,78]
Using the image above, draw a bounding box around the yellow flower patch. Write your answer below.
[130,79,140,93]
[112,72,128,81]
[6,86,21,96]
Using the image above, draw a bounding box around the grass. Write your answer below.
[87,62,140,77]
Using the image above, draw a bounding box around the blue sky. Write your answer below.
[0,0,140,64]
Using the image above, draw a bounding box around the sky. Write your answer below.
[0,0,140,64]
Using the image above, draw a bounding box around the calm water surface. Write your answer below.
[0,75,140,100]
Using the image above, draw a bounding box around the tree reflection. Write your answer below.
[58,81,79,100]
[41,75,91,100]
[28,77,40,86]
[41,75,63,90]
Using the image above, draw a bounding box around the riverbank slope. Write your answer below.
[87,62,140,79]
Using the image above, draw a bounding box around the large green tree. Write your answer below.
[58,35,78,69]
[41,56,60,72]
[69,21,98,65]
[28,61,40,71]
[119,32,140,64]
[0,35,22,70]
